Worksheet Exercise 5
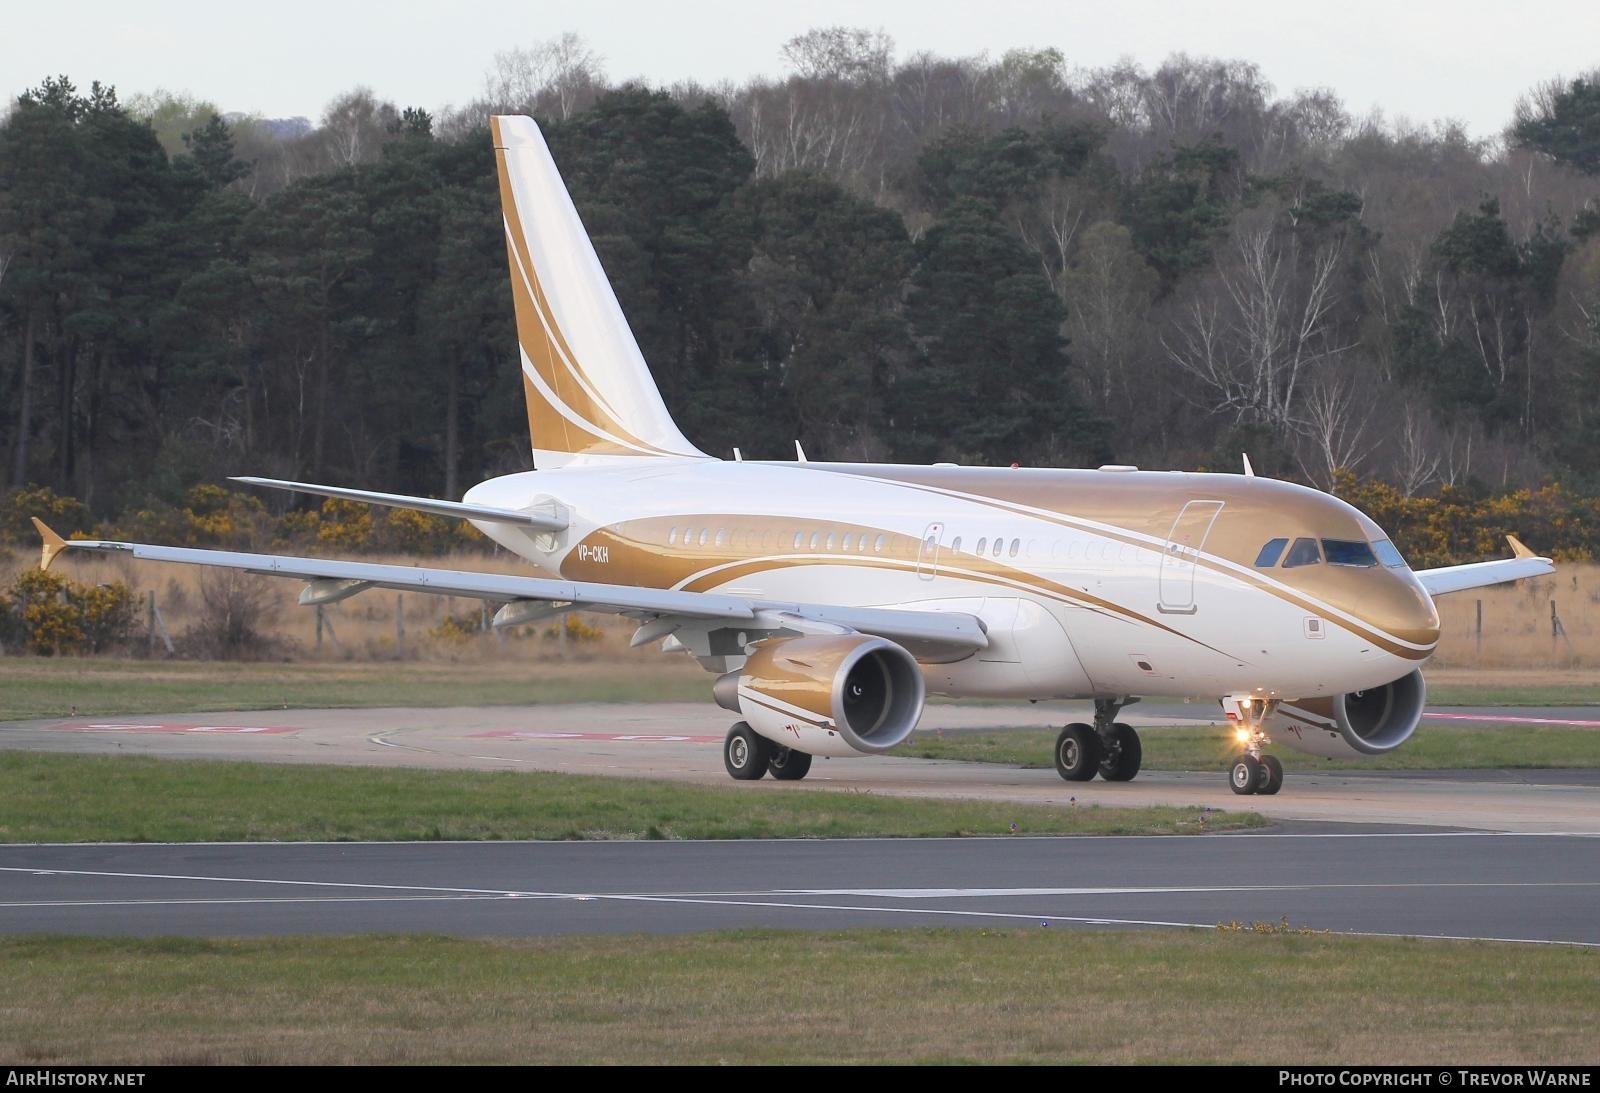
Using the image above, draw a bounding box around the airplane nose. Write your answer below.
[1380,573,1441,650]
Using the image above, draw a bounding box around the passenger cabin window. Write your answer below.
[1322,539,1378,567]
[874,534,885,552]
[668,527,679,546]
[715,528,727,548]
[792,532,804,550]
[991,538,1003,558]
[1282,537,1322,568]
[698,529,710,548]
[1009,538,1020,558]
[1373,539,1409,569]
[1254,538,1288,568]
[975,537,987,556]
[950,536,962,553]
[841,533,853,551]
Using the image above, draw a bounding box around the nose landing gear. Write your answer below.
[1225,697,1283,795]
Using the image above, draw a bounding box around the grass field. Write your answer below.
[2,931,1593,1064]
[0,752,1261,842]
[904,724,1600,771]
[0,657,707,721]
[5,657,1600,725]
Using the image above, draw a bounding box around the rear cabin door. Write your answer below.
[916,522,944,580]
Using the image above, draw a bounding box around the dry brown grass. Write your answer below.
[1,931,1594,1064]
[1,546,645,663]
[1432,564,1598,668]
[4,549,1591,669]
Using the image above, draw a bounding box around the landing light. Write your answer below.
[1233,728,1253,745]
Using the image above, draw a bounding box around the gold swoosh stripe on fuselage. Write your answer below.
[805,470,1435,660]
[559,517,1243,661]
[685,552,1246,662]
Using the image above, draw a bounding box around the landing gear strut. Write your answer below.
[1054,697,1143,783]
[1227,699,1283,795]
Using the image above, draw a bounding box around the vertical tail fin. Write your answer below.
[491,115,706,468]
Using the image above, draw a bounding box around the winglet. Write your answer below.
[1507,534,1536,560]
[1242,453,1255,477]
[795,440,808,463]
[32,517,68,571]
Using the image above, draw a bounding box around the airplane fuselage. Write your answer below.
[465,459,1441,702]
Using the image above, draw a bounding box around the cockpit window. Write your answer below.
[1373,539,1409,569]
[1254,538,1288,568]
[1322,539,1378,567]
[1282,537,1322,568]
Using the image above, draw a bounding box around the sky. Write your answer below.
[3,0,1598,140]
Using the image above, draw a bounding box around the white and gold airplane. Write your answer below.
[35,115,1556,795]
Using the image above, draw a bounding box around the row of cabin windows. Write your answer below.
[667,527,893,553]
[665,527,1026,559]
[1252,537,1407,570]
[948,536,1022,559]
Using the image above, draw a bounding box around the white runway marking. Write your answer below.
[3,865,1597,947]
[782,882,1600,898]
[1426,712,1600,727]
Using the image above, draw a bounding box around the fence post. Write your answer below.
[395,594,404,655]
[1475,599,1482,664]
[1551,599,1571,657]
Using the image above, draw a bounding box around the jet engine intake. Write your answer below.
[1268,669,1427,759]
[713,634,925,757]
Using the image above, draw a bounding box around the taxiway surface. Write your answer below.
[3,702,1598,832]
[1,833,1594,943]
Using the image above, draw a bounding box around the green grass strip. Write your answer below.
[0,751,1261,842]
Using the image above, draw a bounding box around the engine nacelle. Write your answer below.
[1263,670,1427,760]
[713,635,925,758]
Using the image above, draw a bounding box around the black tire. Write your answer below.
[1098,722,1143,782]
[1230,755,1262,795]
[1258,754,1284,795]
[768,747,813,781]
[1055,723,1101,781]
[723,722,772,781]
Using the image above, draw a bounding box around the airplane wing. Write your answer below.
[229,476,568,532]
[1414,536,1555,596]
[32,520,988,656]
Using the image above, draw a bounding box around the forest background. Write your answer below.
[3,28,1600,573]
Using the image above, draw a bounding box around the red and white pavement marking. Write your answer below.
[1426,712,1600,728]
[45,723,298,735]
[468,731,723,744]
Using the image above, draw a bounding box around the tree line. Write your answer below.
[1,31,1598,532]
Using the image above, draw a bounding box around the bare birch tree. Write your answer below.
[1163,213,1355,434]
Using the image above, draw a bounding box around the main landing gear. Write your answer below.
[1055,698,1143,783]
[723,722,813,781]
[1228,699,1283,796]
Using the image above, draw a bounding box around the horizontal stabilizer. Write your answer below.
[231,477,567,532]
